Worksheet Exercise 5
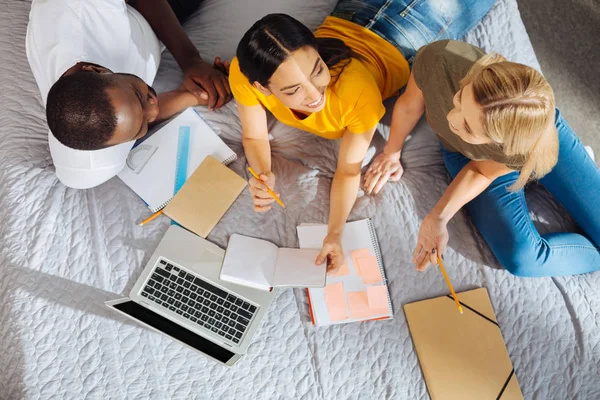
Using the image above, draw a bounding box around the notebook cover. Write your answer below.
[163,156,247,238]
[404,288,523,400]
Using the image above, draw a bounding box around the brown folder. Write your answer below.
[163,156,247,238]
[404,288,523,400]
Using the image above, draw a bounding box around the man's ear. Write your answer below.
[81,64,112,74]
[253,81,272,96]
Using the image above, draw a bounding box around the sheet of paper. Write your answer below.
[272,248,326,288]
[219,234,278,290]
[324,282,348,321]
[367,285,390,315]
[347,291,372,319]
[356,256,383,284]
[329,261,350,277]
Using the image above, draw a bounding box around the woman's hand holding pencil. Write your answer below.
[413,213,449,272]
[247,167,285,212]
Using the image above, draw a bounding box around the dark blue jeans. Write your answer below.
[331,0,496,62]
[443,110,600,277]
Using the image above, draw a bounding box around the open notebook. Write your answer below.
[118,108,236,212]
[404,288,523,400]
[297,219,393,326]
[219,234,326,291]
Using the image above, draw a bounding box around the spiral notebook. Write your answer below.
[297,219,393,326]
[118,108,237,212]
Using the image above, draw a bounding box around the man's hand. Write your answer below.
[364,150,404,194]
[182,56,232,111]
[248,171,277,212]
[316,235,345,274]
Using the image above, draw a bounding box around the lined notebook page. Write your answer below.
[118,108,236,211]
[297,219,393,326]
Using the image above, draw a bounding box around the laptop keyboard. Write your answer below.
[140,259,258,345]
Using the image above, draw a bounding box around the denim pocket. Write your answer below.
[397,0,452,45]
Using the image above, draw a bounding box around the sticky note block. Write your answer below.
[367,285,389,316]
[329,262,350,277]
[324,282,348,321]
[349,249,371,272]
[356,256,383,284]
[347,291,371,319]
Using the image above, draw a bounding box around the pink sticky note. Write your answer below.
[367,285,389,316]
[347,291,371,319]
[356,256,383,284]
[329,262,350,277]
[324,282,348,321]
[350,249,371,271]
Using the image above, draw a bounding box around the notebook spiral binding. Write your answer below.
[366,219,393,313]
[222,154,238,166]
[149,154,238,213]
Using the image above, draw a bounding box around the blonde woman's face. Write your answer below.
[254,46,331,114]
[447,83,492,145]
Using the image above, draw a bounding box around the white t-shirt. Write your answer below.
[26,0,162,189]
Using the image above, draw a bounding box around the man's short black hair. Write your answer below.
[46,71,118,150]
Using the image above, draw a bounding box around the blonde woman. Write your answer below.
[364,40,600,277]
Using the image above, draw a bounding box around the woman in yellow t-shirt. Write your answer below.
[230,0,496,272]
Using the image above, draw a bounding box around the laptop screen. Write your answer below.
[112,300,235,364]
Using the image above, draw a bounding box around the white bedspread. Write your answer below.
[1,0,599,399]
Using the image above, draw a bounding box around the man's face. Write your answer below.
[103,73,160,147]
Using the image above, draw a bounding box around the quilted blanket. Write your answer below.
[1,0,599,399]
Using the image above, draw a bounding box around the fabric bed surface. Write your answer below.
[1,0,599,399]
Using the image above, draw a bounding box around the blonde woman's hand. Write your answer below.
[364,150,403,195]
[316,234,346,274]
[248,171,277,212]
[413,213,449,272]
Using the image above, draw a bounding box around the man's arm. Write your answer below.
[128,0,231,110]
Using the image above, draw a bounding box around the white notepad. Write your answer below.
[118,108,236,211]
[219,234,326,291]
[297,219,393,326]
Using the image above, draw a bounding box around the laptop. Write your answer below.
[106,225,276,367]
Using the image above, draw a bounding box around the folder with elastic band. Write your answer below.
[404,287,523,400]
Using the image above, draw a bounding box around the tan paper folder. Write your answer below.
[163,156,247,238]
[404,288,523,400]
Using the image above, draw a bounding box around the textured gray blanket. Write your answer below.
[1,0,598,399]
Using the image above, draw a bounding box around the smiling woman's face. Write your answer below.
[446,83,493,145]
[103,73,160,147]
[254,46,331,114]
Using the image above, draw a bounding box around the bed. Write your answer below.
[1,0,599,398]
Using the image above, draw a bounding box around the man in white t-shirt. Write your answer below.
[26,0,231,189]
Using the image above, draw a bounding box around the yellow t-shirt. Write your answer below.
[229,16,409,140]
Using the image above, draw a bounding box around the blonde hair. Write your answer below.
[461,54,559,190]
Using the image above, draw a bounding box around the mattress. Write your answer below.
[1,0,599,399]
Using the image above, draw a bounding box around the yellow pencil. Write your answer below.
[437,255,463,314]
[247,167,286,209]
[138,210,163,226]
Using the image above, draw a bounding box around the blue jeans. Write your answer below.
[442,109,600,277]
[331,0,496,62]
